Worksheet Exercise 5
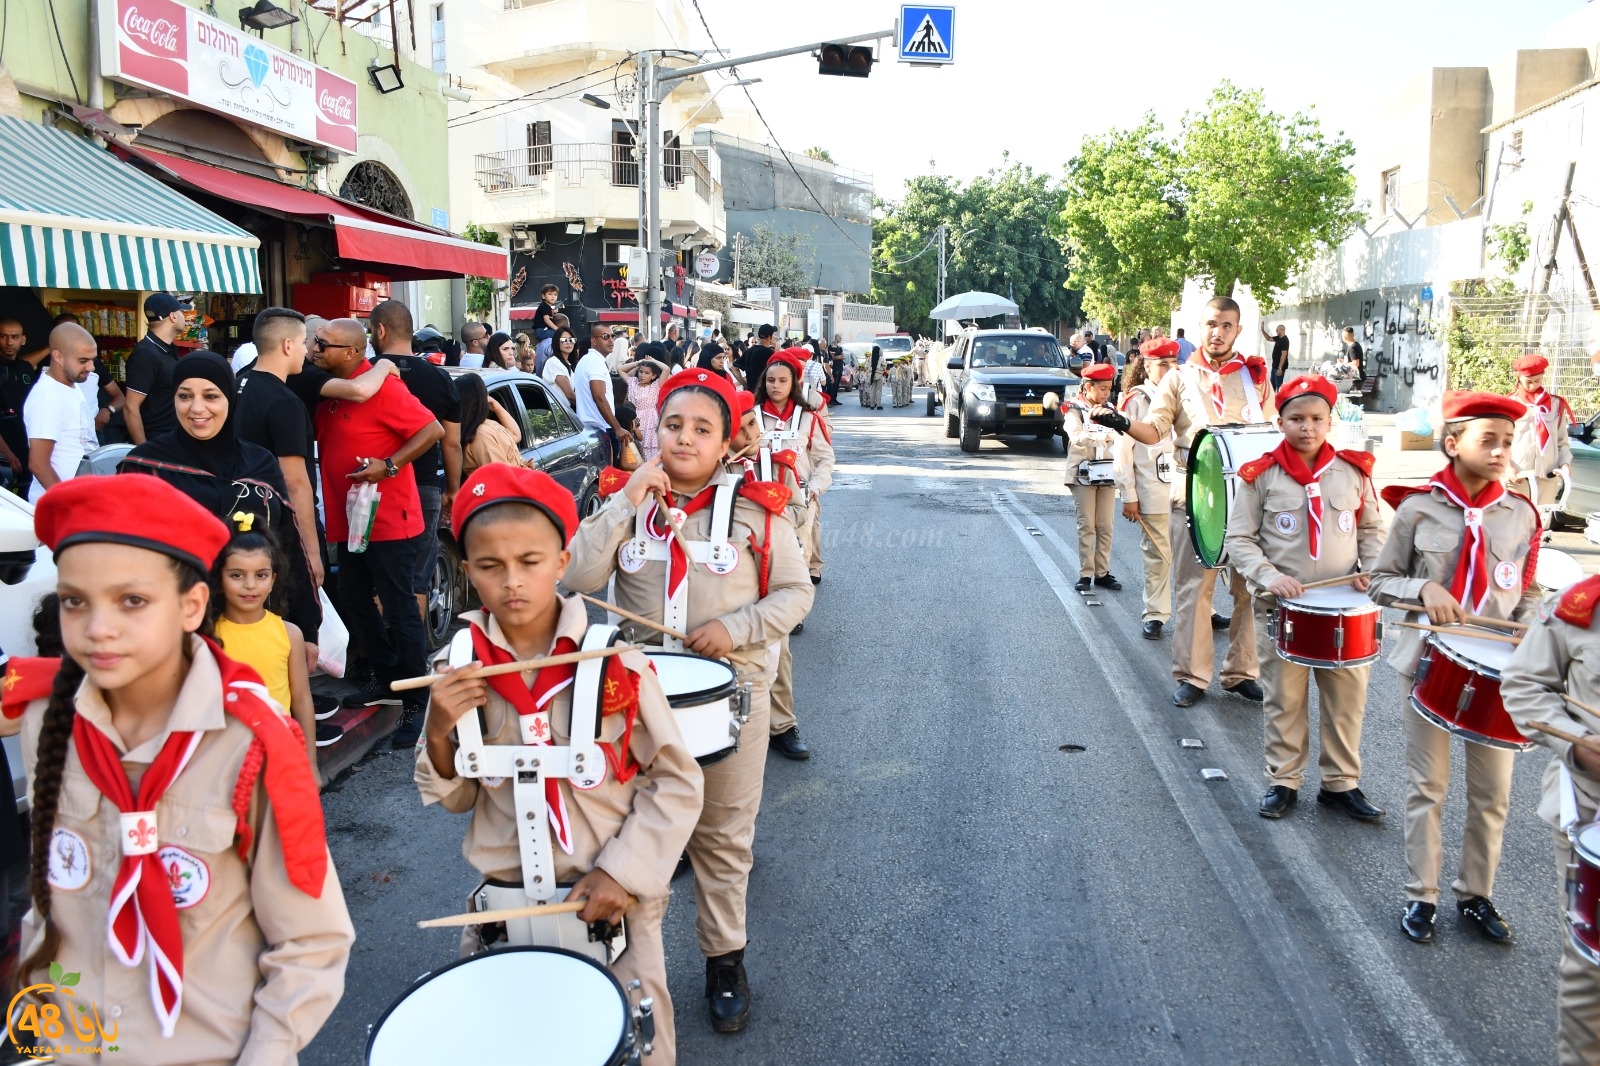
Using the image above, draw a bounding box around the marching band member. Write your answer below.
[1509,351,1573,522]
[1223,375,1386,821]
[1063,362,1121,593]
[1503,575,1600,1065]
[1368,391,1542,946]
[1115,339,1180,636]
[728,390,813,760]
[416,464,703,1066]
[3,475,352,1065]
[754,349,834,586]
[565,368,813,1033]
[1110,296,1277,707]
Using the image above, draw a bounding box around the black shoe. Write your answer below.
[1317,786,1384,822]
[791,622,804,635]
[706,951,750,1033]
[314,722,344,748]
[1401,901,1436,943]
[313,693,341,721]
[1259,785,1298,819]
[1173,682,1205,707]
[1457,896,1513,944]
[810,574,822,586]
[1223,679,1265,702]
[1211,613,1231,631]
[390,708,422,749]
[771,727,810,761]
[341,685,402,710]
[1074,577,1092,592]
[1142,620,1163,640]
[1093,573,1122,590]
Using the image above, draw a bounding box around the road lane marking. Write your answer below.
[996,490,1468,1066]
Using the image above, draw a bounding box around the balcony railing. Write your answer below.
[474,142,714,202]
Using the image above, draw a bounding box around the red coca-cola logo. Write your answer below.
[122,5,181,54]
[318,89,353,123]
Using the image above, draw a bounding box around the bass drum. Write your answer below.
[1185,424,1283,568]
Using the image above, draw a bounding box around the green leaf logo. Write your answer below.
[48,961,61,984]
[60,971,79,986]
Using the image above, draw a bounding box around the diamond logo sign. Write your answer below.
[243,43,268,87]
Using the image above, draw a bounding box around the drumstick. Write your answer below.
[1526,719,1597,747]
[1390,603,1530,632]
[576,592,755,667]
[1394,621,1522,646]
[652,490,707,576]
[388,644,640,693]
[417,894,638,929]
[1565,693,1600,719]
[1298,572,1366,591]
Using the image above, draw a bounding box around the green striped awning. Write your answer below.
[0,116,260,294]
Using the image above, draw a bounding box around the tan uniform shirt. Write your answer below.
[414,598,704,898]
[1502,604,1600,827]
[1225,456,1386,595]
[1143,353,1279,451]
[728,452,807,532]
[1062,399,1118,471]
[1367,486,1542,675]
[18,641,353,1066]
[1511,391,1573,478]
[1114,385,1175,515]
[565,486,814,659]
[757,407,835,497]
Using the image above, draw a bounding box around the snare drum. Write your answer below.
[1077,458,1116,486]
[1409,631,1534,750]
[1270,587,1382,668]
[367,947,632,1065]
[1185,424,1283,568]
[1567,823,1600,966]
[646,651,745,766]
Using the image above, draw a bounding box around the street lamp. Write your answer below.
[580,94,611,110]
[238,0,297,33]
[368,62,404,94]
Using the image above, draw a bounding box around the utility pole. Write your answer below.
[937,223,947,307]
[732,232,744,290]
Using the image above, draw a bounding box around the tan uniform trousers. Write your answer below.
[1252,599,1367,791]
[1401,699,1515,903]
[1069,484,1116,578]
[770,633,796,736]
[805,496,824,577]
[1556,827,1600,1065]
[1136,511,1172,624]
[1169,516,1258,687]
[688,650,777,956]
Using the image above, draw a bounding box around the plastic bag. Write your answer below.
[1395,407,1433,437]
[346,482,381,553]
[315,588,348,678]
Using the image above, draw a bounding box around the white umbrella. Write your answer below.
[930,291,1019,320]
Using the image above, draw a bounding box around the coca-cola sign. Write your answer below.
[103,0,358,154]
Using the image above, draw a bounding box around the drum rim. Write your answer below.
[1408,697,1534,751]
[1422,630,1511,676]
[1186,428,1226,569]
[1275,599,1381,618]
[644,651,738,707]
[1277,649,1381,669]
[1575,823,1600,863]
[365,945,630,1064]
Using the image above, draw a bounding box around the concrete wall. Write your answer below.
[1428,67,1492,222]
[1491,49,1591,127]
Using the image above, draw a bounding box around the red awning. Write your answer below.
[117,146,507,281]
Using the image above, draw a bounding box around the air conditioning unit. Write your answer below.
[625,247,649,289]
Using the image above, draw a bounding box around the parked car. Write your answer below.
[929,330,1076,452]
[0,489,55,812]
[1562,413,1600,529]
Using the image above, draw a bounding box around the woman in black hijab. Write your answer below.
[695,343,736,384]
[119,351,320,640]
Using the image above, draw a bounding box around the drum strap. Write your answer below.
[631,482,738,648]
[1427,466,1507,615]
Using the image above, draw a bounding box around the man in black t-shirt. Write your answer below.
[123,292,190,444]
[1262,324,1291,390]
[741,323,776,387]
[0,319,34,488]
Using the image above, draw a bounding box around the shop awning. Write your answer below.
[120,147,507,281]
[0,116,260,293]
[574,307,702,324]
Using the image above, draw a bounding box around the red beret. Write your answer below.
[1441,390,1527,424]
[452,463,579,546]
[1512,352,1549,375]
[1276,374,1338,410]
[1080,362,1116,381]
[657,366,738,423]
[35,474,231,572]
[767,348,810,383]
[1139,338,1181,359]
[734,389,756,418]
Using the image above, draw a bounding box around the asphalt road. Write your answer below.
[308,389,1564,1065]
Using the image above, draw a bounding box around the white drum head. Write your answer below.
[1283,587,1375,611]
[647,652,736,704]
[1577,823,1600,864]
[1210,425,1283,474]
[1434,630,1515,672]
[1538,548,1585,592]
[368,948,626,1065]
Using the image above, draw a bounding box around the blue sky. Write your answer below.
[692,0,1590,202]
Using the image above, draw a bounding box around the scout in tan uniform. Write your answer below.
[1116,338,1180,637]
[728,390,812,761]
[3,475,352,1066]
[566,368,813,1033]
[754,348,834,585]
[416,463,703,1066]
[1368,390,1543,946]
[1063,362,1121,592]
[1503,575,1600,1065]
[1508,351,1573,519]
[1117,296,1277,707]
[1224,375,1387,821]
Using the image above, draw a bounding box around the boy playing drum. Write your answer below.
[1063,362,1121,592]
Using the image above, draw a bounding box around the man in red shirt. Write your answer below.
[313,317,444,747]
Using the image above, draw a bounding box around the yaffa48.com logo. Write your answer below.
[6,962,120,1058]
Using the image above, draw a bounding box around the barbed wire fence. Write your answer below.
[1447,285,1600,418]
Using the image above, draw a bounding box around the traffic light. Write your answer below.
[818,43,873,78]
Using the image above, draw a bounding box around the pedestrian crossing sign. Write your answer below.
[899,5,955,65]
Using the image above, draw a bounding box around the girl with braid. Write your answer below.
[0,475,352,1065]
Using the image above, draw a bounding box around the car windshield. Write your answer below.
[971,337,1066,369]
[877,336,913,353]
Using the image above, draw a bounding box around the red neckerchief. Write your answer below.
[1516,387,1572,452]
[1195,352,1267,419]
[761,400,796,424]
[649,484,718,601]
[1265,442,1336,559]
[1427,464,1504,615]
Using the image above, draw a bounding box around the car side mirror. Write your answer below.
[946,354,964,370]
[1578,420,1598,445]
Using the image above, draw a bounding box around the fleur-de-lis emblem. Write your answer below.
[604,677,620,698]
[4,669,18,692]
[529,717,549,740]
[167,861,184,891]
[472,483,486,496]
[129,817,156,850]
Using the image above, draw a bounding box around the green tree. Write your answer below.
[462,222,503,320]
[739,223,814,298]
[803,146,835,164]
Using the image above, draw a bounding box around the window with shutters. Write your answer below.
[526,120,551,177]
[430,5,446,73]
[612,121,638,187]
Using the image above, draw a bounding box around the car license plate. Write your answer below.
[1020,403,1044,417]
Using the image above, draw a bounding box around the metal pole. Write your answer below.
[645,55,664,342]
[657,28,895,86]
[937,223,947,313]
[636,51,650,339]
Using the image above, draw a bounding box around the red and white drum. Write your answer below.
[1567,823,1600,966]
[1409,630,1534,751]
[1271,587,1382,669]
